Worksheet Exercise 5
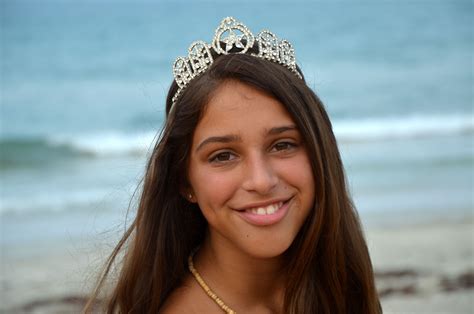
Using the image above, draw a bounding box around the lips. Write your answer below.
[235,198,291,226]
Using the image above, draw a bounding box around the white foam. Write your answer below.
[0,189,112,214]
[333,113,473,142]
[49,131,158,157]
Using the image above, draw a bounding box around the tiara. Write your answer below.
[171,17,302,106]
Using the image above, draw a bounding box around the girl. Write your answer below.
[86,17,381,314]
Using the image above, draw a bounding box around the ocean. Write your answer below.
[1,0,473,248]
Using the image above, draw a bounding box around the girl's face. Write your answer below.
[187,80,315,258]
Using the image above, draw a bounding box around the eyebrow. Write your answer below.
[268,125,298,135]
[196,135,242,152]
[195,125,298,152]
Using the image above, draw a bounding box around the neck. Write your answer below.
[193,233,286,312]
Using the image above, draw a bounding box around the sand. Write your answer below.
[1,219,473,313]
[368,218,474,313]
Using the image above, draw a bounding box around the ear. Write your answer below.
[180,186,197,203]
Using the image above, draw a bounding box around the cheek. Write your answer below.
[281,154,315,191]
[190,167,240,209]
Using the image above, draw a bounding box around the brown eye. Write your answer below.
[273,141,296,152]
[209,151,236,163]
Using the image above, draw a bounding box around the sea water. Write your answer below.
[1,0,473,248]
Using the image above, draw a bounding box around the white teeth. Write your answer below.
[266,205,276,215]
[247,202,283,215]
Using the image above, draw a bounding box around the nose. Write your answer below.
[241,152,279,195]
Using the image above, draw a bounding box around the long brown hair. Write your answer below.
[85,46,381,313]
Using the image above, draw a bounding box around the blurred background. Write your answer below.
[1,0,472,312]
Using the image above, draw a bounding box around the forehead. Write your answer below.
[195,80,294,137]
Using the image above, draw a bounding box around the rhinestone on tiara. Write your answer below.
[171,17,302,106]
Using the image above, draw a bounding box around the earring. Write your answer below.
[188,194,193,200]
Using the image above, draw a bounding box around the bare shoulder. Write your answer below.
[160,274,213,314]
[160,280,195,314]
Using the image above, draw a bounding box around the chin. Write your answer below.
[241,235,295,260]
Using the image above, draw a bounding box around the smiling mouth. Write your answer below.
[245,201,284,215]
[235,198,292,226]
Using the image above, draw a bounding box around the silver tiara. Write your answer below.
[171,17,302,105]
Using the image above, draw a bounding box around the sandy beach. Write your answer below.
[368,218,474,313]
[1,217,472,313]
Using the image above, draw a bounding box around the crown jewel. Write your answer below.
[171,17,302,105]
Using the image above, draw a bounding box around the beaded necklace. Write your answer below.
[188,250,237,314]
